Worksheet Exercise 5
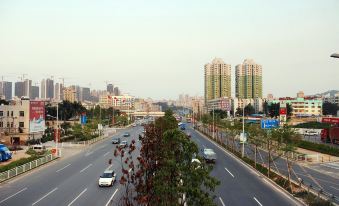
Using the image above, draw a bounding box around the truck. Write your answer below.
[320,117,339,144]
[321,127,339,144]
[202,148,217,163]
[0,144,12,162]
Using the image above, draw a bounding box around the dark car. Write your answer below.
[123,132,130,137]
[112,137,121,144]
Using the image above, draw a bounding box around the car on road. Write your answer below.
[0,144,12,162]
[112,137,121,144]
[119,141,128,148]
[202,148,217,163]
[123,132,130,137]
[98,169,116,187]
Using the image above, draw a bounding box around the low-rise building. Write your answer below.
[0,98,45,145]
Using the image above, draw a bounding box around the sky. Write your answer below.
[0,0,338,100]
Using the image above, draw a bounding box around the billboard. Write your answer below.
[29,101,45,133]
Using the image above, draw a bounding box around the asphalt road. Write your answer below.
[186,126,302,206]
[0,125,302,206]
[0,127,142,206]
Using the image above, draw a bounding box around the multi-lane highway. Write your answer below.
[0,125,303,206]
[0,127,142,206]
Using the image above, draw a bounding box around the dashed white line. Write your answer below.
[0,187,27,204]
[85,151,94,156]
[80,164,92,173]
[105,188,119,206]
[56,164,71,173]
[224,168,234,178]
[128,168,132,173]
[330,186,339,191]
[103,152,110,157]
[219,197,226,206]
[67,188,87,206]
[253,197,263,206]
[32,187,58,205]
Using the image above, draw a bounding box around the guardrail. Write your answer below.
[0,154,58,183]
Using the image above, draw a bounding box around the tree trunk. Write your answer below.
[286,153,293,193]
[267,140,271,178]
[254,145,257,169]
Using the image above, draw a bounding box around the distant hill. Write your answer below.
[315,90,339,97]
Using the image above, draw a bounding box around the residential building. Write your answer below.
[99,94,135,110]
[206,97,231,113]
[23,79,32,97]
[81,87,91,102]
[204,58,231,103]
[231,98,264,116]
[54,83,63,101]
[0,99,40,145]
[63,87,76,103]
[235,59,263,99]
[71,85,81,102]
[15,81,25,98]
[41,78,54,99]
[0,81,12,100]
[107,84,114,94]
[269,97,322,117]
[297,91,305,98]
[113,87,120,96]
[30,86,39,100]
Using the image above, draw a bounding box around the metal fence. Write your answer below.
[0,154,58,183]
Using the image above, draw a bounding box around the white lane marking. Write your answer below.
[253,197,263,206]
[56,164,71,173]
[128,168,132,173]
[0,187,27,204]
[219,197,226,206]
[330,186,339,191]
[85,151,94,156]
[105,188,119,206]
[67,188,87,206]
[202,144,207,148]
[80,164,92,173]
[103,152,110,157]
[224,168,234,178]
[32,187,58,205]
[320,164,339,170]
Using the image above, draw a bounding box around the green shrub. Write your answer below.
[297,141,339,157]
[293,122,331,129]
[0,156,42,173]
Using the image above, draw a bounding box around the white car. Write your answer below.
[98,169,116,187]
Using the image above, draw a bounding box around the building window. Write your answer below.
[7,111,9,116]
[11,111,13,117]
[19,111,24,117]
[0,111,3,116]
[10,122,13,128]
[7,122,10,128]
[19,122,24,128]
[0,122,3,127]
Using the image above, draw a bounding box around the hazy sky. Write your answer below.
[1,0,338,99]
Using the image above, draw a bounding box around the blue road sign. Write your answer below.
[81,115,87,125]
[261,119,279,129]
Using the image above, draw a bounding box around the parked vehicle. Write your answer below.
[202,148,217,163]
[112,137,121,144]
[0,144,12,162]
[321,127,339,144]
[98,169,116,187]
[178,123,186,130]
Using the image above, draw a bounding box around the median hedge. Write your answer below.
[293,122,331,129]
[0,155,42,173]
[297,140,339,157]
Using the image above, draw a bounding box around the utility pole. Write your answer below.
[241,99,245,158]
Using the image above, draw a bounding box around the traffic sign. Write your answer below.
[261,119,279,129]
